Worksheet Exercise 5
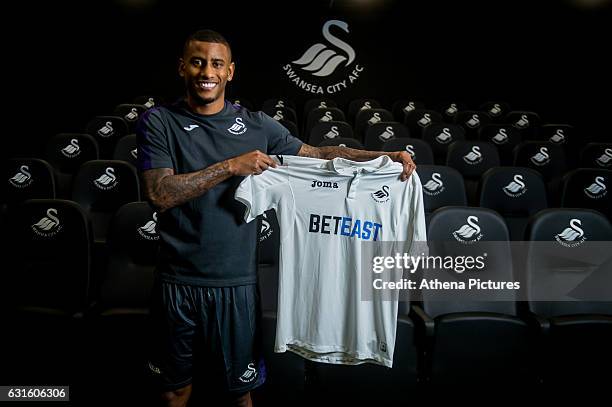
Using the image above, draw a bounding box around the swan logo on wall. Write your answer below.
[555,218,586,247]
[32,208,63,237]
[61,138,81,158]
[9,165,34,188]
[503,174,528,198]
[584,176,607,199]
[93,167,119,190]
[371,185,391,203]
[283,20,365,95]
[452,216,483,244]
[138,212,159,241]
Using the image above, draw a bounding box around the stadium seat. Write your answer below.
[308,121,353,146]
[71,160,141,244]
[363,121,410,150]
[133,95,164,109]
[504,110,542,138]
[422,123,466,165]
[45,133,99,199]
[262,97,296,112]
[446,141,500,204]
[347,98,381,124]
[258,209,281,312]
[403,109,443,138]
[318,137,364,149]
[4,158,56,207]
[454,110,491,139]
[392,99,425,122]
[114,104,147,132]
[513,141,567,205]
[478,124,523,165]
[412,206,531,387]
[478,101,512,122]
[436,101,466,123]
[303,98,337,120]
[561,168,612,219]
[417,165,467,225]
[305,107,346,138]
[112,134,138,169]
[1,199,92,386]
[263,105,298,126]
[85,116,129,159]
[579,142,612,169]
[354,108,394,142]
[83,202,159,404]
[382,138,434,165]
[524,208,612,389]
[479,167,548,240]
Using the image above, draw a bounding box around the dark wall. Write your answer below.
[6,0,611,158]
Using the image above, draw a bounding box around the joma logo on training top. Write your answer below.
[311,180,339,189]
[282,20,365,95]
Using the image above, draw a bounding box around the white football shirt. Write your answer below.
[235,155,426,367]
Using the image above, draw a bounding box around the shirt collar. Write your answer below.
[328,155,395,175]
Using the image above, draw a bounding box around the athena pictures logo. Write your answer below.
[283,20,365,95]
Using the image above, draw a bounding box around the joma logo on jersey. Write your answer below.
[311,180,339,189]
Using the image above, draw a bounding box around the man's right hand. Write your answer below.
[227,150,277,176]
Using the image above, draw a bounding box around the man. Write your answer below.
[137,29,415,407]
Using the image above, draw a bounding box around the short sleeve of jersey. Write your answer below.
[136,108,174,171]
[261,113,303,155]
[234,167,291,223]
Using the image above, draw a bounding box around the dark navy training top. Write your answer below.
[136,100,303,286]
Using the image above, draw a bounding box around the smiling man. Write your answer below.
[137,29,415,407]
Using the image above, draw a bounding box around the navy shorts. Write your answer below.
[148,280,266,393]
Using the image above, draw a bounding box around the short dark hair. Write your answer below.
[183,29,232,61]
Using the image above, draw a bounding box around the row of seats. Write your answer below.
[7,156,610,248]
[2,200,610,404]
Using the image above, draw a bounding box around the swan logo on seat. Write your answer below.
[595,148,612,167]
[491,128,509,145]
[555,218,586,247]
[228,118,247,135]
[93,167,119,190]
[61,138,81,158]
[9,165,33,188]
[584,176,607,199]
[32,208,63,237]
[549,129,566,144]
[97,121,114,138]
[138,212,159,241]
[503,174,527,198]
[282,20,365,95]
[378,126,395,142]
[530,147,550,166]
[259,212,274,242]
[453,216,483,244]
[371,185,391,203]
[423,173,445,196]
[435,128,453,144]
[463,146,483,165]
[324,126,340,139]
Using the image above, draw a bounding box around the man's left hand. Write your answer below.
[390,151,416,181]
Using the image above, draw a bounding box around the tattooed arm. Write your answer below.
[142,150,277,212]
[297,143,416,181]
